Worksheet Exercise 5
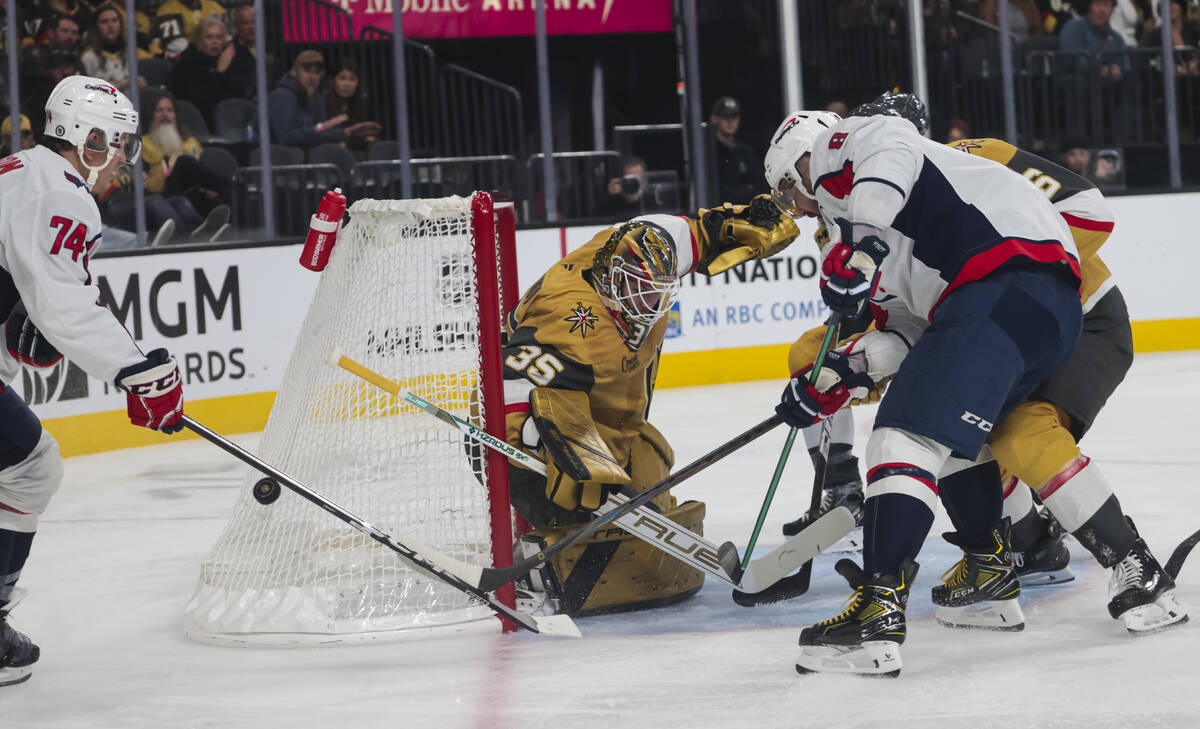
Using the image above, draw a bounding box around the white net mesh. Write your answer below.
[184,196,505,645]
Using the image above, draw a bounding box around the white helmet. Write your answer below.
[763,110,841,216]
[44,75,141,189]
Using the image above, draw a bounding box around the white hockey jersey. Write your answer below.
[0,146,144,386]
[810,115,1081,346]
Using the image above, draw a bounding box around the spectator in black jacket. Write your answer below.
[168,16,247,128]
[709,96,762,205]
[226,4,262,100]
[267,50,379,150]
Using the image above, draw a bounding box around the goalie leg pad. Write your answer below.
[521,500,707,616]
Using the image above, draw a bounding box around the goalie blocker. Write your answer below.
[507,388,706,615]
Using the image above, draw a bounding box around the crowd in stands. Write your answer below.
[0,0,386,247]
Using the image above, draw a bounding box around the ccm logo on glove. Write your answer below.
[116,348,185,433]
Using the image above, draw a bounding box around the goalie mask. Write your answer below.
[43,76,141,190]
[592,221,680,348]
[763,110,841,217]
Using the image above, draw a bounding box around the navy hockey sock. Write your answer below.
[863,493,933,577]
[938,461,1004,545]
[0,529,34,607]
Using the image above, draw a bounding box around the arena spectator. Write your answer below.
[1139,0,1198,64]
[323,57,378,152]
[169,16,249,128]
[0,115,35,157]
[1111,0,1153,46]
[80,3,149,92]
[946,117,970,142]
[268,50,380,150]
[155,0,227,42]
[21,47,78,132]
[1037,0,1081,35]
[979,0,1043,39]
[606,155,649,219]
[708,96,762,205]
[34,2,93,43]
[38,12,83,54]
[141,90,231,219]
[1060,139,1092,176]
[226,4,261,99]
[1060,0,1130,80]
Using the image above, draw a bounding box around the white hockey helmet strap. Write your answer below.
[763,110,841,214]
[44,76,141,189]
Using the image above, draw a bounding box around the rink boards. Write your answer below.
[15,190,1200,456]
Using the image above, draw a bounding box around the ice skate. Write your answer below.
[795,558,917,678]
[933,519,1025,631]
[1108,522,1188,635]
[0,590,39,687]
[1014,513,1075,587]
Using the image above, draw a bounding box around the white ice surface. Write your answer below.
[7,352,1200,728]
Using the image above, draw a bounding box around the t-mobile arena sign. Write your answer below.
[323,0,671,37]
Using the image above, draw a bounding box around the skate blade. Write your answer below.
[936,599,1025,631]
[0,664,33,687]
[795,641,902,677]
[1017,567,1075,587]
[1121,591,1189,635]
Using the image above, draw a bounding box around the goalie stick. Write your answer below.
[179,415,581,637]
[332,349,851,592]
[329,348,784,591]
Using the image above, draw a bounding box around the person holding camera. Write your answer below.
[606,156,648,219]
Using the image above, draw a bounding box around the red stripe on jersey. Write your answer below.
[1037,455,1090,501]
[1002,474,1019,498]
[1061,213,1114,233]
[929,238,1083,320]
[817,161,855,200]
[505,402,531,415]
[870,302,889,331]
[0,500,30,515]
[866,462,938,494]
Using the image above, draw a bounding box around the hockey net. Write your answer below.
[184,193,517,646]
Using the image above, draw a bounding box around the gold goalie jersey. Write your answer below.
[949,138,1116,312]
[503,198,799,467]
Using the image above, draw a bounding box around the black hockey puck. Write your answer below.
[253,477,282,505]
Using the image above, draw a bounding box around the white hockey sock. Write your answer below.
[1036,456,1114,533]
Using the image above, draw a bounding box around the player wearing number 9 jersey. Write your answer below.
[500,198,799,615]
[0,76,186,687]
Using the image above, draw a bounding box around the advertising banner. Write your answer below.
[325,0,672,39]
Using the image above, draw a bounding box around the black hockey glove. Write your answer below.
[4,305,62,368]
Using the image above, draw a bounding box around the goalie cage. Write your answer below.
[184,192,521,646]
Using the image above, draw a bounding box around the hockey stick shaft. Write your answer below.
[180,415,579,637]
[1165,526,1200,579]
[334,352,740,582]
[736,318,842,573]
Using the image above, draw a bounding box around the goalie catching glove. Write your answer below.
[694,194,801,275]
[116,348,184,433]
[777,349,876,429]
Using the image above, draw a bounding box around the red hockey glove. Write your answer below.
[776,350,876,428]
[821,218,890,318]
[116,349,184,433]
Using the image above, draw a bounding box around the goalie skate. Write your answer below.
[1014,514,1074,587]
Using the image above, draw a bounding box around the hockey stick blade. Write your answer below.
[736,506,855,594]
[1165,526,1200,579]
[180,415,580,638]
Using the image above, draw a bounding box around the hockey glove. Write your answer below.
[694,195,801,275]
[821,219,889,318]
[116,348,184,434]
[4,305,62,368]
[776,350,876,429]
[544,459,608,512]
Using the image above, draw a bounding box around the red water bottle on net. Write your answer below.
[300,187,347,271]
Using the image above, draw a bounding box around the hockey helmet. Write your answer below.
[44,75,141,189]
[850,91,929,135]
[593,221,680,337]
[763,110,841,215]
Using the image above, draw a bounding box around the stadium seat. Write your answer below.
[138,58,172,89]
[308,143,358,177]
[367,140,401,161]
[199,147,238,181]
[214,98,259,144]
[249,145,306,166]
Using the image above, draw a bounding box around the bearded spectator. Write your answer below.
[141,90,231,217]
